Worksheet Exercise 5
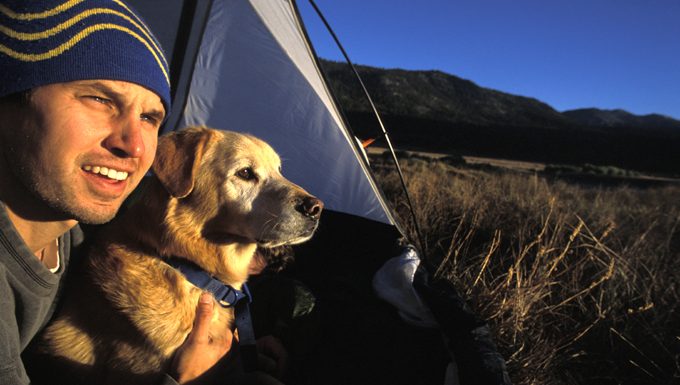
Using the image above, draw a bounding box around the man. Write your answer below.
[0,1,232,384]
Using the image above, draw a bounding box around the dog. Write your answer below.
[30,126,323,384]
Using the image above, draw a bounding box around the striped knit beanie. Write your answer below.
[0,0,171,114]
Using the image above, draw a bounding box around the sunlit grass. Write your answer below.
[371,153,680,385]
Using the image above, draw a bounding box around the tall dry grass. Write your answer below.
[370,153,680,385]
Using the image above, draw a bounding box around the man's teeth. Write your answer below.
[83,165,129,181]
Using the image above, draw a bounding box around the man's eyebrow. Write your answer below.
[144,108,166,122]
[75,81,165,119]
[74,80,124,98]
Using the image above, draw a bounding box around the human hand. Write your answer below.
[171,292,233,384]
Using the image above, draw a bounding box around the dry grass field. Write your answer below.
[369,151,680,385]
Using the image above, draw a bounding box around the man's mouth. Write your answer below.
[83,165,129,181]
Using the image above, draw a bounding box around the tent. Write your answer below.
[127,1,511,384]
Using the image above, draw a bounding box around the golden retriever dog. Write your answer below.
[30,127,323,384]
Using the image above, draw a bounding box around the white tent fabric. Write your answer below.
[179,0,395,225]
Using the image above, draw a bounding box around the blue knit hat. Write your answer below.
[0,0,171,114]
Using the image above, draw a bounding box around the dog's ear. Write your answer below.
[153,128,212,198]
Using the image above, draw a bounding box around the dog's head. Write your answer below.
[152,127,323,249]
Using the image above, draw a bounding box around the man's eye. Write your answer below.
[86,95,110,104]
[236,168,256,181]
[140,114,158,125]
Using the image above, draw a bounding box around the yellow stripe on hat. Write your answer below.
[111,0,167,68]
[0,7,168,70]
[0,23,169,85]
[0,0,85,21]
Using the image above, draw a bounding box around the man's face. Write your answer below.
[1,80,165,224]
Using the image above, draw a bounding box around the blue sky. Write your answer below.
[298,0,680,120]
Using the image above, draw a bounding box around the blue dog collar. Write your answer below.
[165,257,251,307]
[165,256,258,372]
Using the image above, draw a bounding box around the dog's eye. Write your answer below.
[236,167,256,181]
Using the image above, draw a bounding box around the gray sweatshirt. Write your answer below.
[0,203,179,385]
[0,202,80,384]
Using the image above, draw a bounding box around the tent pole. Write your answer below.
[306,0,428,258]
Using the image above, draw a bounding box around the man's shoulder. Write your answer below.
[0,203,22,255]
[0,206,32,276]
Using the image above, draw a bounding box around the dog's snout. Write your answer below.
[295,196,323,219]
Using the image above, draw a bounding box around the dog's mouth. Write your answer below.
[255,239,279,248]
[256,239,304,249]
[203,211,320,247]
[255,223,319,248]
[256,238,297,248]
[203,230,257,245]
[202,232,307,248]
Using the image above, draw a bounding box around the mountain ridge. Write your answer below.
[562,108,680,132]
[320,59,680,132]
[319,59,680,174]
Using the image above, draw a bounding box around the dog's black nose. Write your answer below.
[295,196,323,219]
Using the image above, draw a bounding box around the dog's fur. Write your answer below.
[31,127,322,384]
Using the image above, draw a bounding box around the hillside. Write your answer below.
[320,61,570,129]
[319,60,680,175]
[562,108,680,135]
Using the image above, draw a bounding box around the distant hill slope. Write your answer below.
[319,60,680,175]
[320,60,570,129]
[562,108,680,134]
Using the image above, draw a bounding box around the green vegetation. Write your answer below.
[370,154,680,385]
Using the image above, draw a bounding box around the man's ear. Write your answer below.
[152,127,213,198]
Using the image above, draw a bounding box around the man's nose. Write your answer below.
[102,115,145,158]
